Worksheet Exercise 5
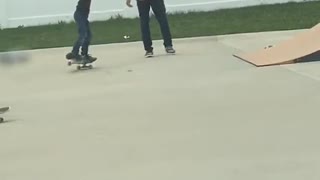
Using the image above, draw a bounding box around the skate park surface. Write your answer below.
[1,29,320,180]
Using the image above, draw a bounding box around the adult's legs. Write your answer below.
[137,0,153,52]
[150,0,173,48]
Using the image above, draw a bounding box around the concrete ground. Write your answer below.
[1,29,320,180]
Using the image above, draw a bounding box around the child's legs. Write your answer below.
[81,20,92,56]
[150,0,172,48]
[137,0,153,52]
[72,11,90,55]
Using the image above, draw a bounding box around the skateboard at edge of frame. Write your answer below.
[0,107,10,123]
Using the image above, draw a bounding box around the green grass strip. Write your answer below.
[0,1,319,52]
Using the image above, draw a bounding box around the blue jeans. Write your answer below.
[137,0,173,52]
[72,10,92,56]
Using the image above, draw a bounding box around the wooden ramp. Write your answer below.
[233,24,320,67]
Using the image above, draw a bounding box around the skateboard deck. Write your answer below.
[0,107,10,123]
[67,59,93,70]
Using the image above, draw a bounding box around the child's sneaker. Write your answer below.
[83,54,97,63]
[66,52,81,61]
[145,50,154,58]
[165,46,176,54]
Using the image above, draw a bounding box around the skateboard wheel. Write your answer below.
[67,61,72,66]
[0,118,3,123]
[88,65,93,69]
[77,66,81,70]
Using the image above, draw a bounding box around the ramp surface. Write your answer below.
[234,24,320,66]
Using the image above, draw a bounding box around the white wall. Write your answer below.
[0,0,314,29]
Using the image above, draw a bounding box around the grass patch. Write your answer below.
[0,1,320,52]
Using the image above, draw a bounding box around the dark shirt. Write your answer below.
[76,0,91,14]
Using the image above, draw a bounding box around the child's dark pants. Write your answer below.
[72,10,92,56]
